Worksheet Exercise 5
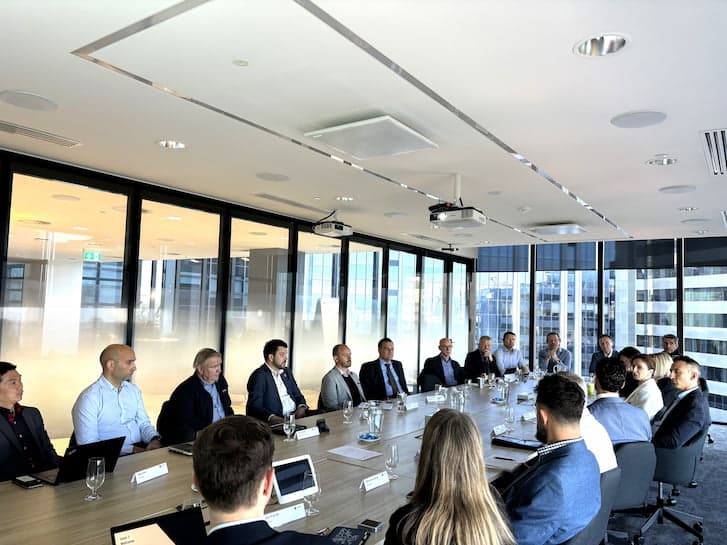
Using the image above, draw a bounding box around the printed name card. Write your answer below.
[265,503,306,527]
[517,392,534,401]
[491,424,509,437]
[295,427,320,440]
[404,401,419,411]
[521,410,536,422]
[359,471,390,492]
[380,402,395,410]
[425,395,445,404]
[130,462,168,484]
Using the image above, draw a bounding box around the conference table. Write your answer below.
[3,378,541,545]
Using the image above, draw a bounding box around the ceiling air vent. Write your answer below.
[702,129,727,175]
[0,120,80,148]
[304,115,437,160]
[253,193,329,215]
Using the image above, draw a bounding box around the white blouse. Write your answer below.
[626,378,664,420]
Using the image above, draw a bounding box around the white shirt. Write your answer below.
[265,363,296,415]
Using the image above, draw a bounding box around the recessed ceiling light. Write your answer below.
[384,212,407,218]
[0,90,58,111]
[313,196,321,200]
[232,59,249,67]
[336,196,354,202]
[166,215,182,221]
[18,219,51,225]
[696,229,709,235]
[529,223,586,236]
[659,185,696,194]
[611,111,667,129]
[157,140,186,150]
[646,154,677,166]
[256,172,290,182]
[72,226,89,231]
[678,207,698,212]
[574,34,627,57]
[52,194,80,201]
[681,218,710,225]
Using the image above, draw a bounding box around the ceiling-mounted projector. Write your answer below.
[313,220,353,237]
[429,203,486,229]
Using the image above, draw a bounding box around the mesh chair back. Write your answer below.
[653,427,709,486]
[613,441,656,510]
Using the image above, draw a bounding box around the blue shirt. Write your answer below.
[378,359,404,397]
[493,347,524,375]
[72,375,158,454]
[588,395,652,445]
[441,356,457,386]
[201,377,226,423]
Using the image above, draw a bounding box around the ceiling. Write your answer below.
[1,0,726,260]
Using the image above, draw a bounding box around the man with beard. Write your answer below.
[502,374,600,545]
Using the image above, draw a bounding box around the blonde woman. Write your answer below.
[652,350,679,406]
[384,409,514,545]
[625,355,664,419]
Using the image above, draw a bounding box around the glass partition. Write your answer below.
[345,242,383,368]
[225,219,291,413]
[1,174,128,438]
[133,201,220,422]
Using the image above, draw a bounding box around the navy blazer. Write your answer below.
[463,349,499,379]
[419,354,464,387]
[207,520,334,545]
[505,440,600,545]
[653,388,711,449]
[359,359,409,400]
[0,406,60,481]
[246,365,307,421]
[589,349,620,374]
[157,374,234,445]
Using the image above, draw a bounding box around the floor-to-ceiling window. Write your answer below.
[420,257,446,364]
[292,231,341,405]
[386,249,419,386]
[345,242,383,367]
[133,200,220,422]
[224,219,291,413]
[449,262,469,363]
[535,243,597,375]
[1,173,128,437]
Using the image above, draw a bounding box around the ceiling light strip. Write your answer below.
[294,0,632,239]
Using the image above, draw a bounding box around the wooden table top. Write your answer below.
[2,378,539,545]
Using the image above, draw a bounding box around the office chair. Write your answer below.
[614,428,708,545]
[562,466,621,545]
[417,372,440,393]
[607,441,657,545]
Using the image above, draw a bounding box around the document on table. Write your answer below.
[327,445,382,461]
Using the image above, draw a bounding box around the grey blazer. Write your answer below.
[319,367,366,411]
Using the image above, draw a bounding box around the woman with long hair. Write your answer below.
[384,409,514,545]
[625,354,664,419]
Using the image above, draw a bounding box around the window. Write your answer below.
[345,242,383,366]
[386,250,419,386]
[449,262,469,363]
[420,257,446,366]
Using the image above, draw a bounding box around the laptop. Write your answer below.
[168,441,194,456]
[31,436,125,485]
[110,506,206,545]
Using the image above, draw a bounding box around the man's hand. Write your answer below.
[146,438,162,451]
[269,415,284,425]
[294,406,307,419]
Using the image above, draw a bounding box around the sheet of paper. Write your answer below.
[327,445,382,461]
[112,524,174,545]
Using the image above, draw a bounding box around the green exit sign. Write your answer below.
[83,250,103,262]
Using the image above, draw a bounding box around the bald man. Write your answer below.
[72,344,161,455]
[418,337,464,390]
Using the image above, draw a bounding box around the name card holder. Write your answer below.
[425,395,445,404]
[521,410,536,422]
[130,462,168,484]
[359,471,390,492]
[491,424,509,437]
[265,503,306,527]
[404,401,419,411]
[295,427,320,440]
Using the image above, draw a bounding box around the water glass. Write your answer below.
[504,406,515,432]
[368,407,384,434]
[303,470,321,516]
[359,401,370,421]
[85,457,105,501]
[342,400,353,424]
[385,442,399,480]
[283,413,296,442]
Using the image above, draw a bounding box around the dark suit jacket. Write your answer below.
[157,374,233,445]
[463,349,498,379]
[359,359,409,400]
[246,365,307,421]
[589,349,620,374]
[207,520,334,545]
[418,354,464,389]
[0,406,60,482]
[653,388,711,449]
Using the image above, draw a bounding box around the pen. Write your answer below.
[494,456,515,461]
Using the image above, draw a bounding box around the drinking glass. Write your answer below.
[85,457,105,501]
[342,400,353,424]
[359,401,370,421]
[368,407,384,434]
[385,442,399,480]
[303,470,321,516]
[283,413,296,442]
[504,406,515,432]
[397,391,408,412]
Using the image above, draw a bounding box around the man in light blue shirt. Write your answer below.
[493,331,528,376]
[72,344,161,455]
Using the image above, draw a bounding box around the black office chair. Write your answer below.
[617,428,708,545]
[417,372,440,393]
[561,467,621,545]
[607,441,657,544]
